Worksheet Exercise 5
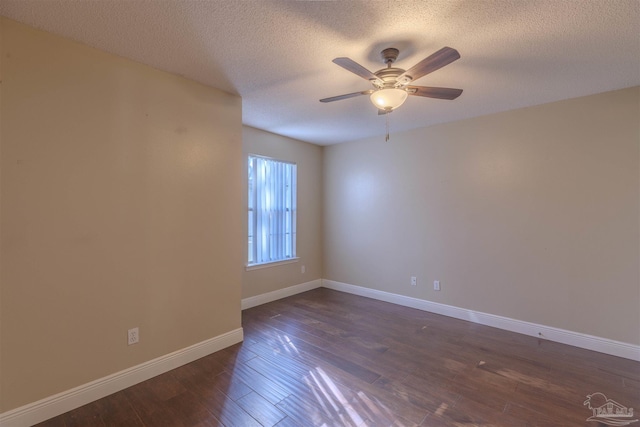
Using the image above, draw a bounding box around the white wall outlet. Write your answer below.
[128,327,139,345]
[411,276,417,286]
[301,265,306,274]
[434,280,441,291]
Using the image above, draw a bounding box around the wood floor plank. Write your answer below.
[211,370,254,401]
[427,393,529,427]
[276,394,335,427]
[236,391,287,427]
[245,353,325,399]
[32,417,67,427]
[227,361,291,405]
[373,376,460,415]
[96,392,145,427]
[61,401,106,427]
[190,385,261,427]
[273,416,303,427]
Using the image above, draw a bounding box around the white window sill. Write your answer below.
[246,257,300,271]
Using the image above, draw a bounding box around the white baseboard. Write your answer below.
[0,328,244,427]
[322,279,640,362]
[242,279,322,310]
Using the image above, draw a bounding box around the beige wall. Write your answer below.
[324,87,639,345]
[0,18,243,412]
[242,126,323,298]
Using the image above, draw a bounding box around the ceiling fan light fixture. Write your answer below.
[370,88,408,111]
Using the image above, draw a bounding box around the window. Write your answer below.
[247,155,297,267]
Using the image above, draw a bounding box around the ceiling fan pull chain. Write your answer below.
[385,111,390,142]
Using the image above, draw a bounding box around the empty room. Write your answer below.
[0,1,638,426]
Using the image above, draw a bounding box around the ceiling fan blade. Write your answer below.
[320,90,374,103]
[406,86,463,100]
[396,47,460,85]
[333,58,383,84]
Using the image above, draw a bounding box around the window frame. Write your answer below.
[246,154,298,270]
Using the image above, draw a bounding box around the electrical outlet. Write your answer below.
[411,276,417,286]
[434,280,441,291]
[301,265,306,274]
[128,327,139,345]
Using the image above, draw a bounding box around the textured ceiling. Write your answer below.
[1,0,639,145]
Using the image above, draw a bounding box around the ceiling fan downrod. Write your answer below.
[381,47,399,68]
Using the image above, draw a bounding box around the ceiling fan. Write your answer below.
[320,47,463,114]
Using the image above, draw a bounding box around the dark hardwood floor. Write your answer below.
[36,288,639,426]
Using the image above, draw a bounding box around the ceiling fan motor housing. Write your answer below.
[373,67,405,89]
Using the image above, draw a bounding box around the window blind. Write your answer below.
[248,155,297,265]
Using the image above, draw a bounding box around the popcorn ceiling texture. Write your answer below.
[1,0,638,145]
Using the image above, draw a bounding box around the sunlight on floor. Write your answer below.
[277,334,301,357]
[305,366,401,426]
[253,330,410,425]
